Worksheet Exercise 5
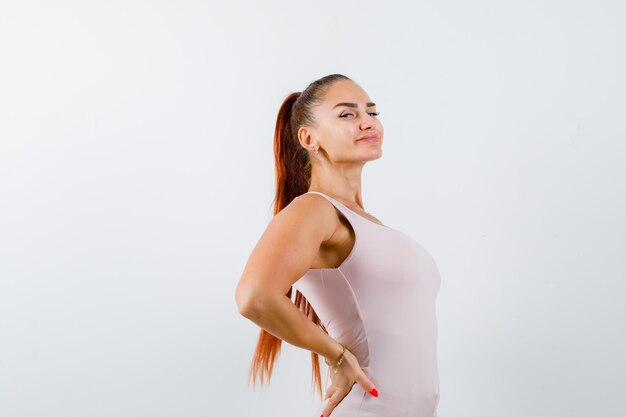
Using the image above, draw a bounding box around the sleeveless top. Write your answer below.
[292,191,441,417]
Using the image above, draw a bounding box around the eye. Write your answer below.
[339,112,380,118]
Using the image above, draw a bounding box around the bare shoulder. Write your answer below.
[278,193,339,243]
[235,193,341,305]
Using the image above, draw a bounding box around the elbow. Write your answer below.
[235,283,262,318]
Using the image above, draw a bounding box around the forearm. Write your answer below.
[242,293,343,361]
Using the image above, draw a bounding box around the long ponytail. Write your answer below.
[247,73,351,399]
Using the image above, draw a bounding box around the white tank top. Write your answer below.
[292,191,441,417]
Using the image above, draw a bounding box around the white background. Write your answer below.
[1,1,625,416]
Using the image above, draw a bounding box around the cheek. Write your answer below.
[329,124,355,140]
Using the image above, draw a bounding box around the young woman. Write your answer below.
[235,74,441,417]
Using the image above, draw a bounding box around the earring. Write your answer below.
[310,146,318,155]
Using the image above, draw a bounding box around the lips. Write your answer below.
[357,134,379,141]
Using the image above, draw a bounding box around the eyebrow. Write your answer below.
[332,102,376,110]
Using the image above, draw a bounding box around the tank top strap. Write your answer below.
[302,191,362,225]
[301,191,363,271]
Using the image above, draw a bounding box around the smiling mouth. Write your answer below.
[358,137,380,143]
[357,134,379,141]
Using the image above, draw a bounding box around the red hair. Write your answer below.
[247,74,351,399]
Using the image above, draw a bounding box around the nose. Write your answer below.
[360,114,376,129]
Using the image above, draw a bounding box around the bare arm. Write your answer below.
[235,194,344,361]
[242,290,344,360]
[235,194,379,413]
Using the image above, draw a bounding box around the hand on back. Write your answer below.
[321,347,378,417]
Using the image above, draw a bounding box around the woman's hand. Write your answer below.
[321,347,378,417]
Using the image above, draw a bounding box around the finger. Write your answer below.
[321,387,349,417]
[356,374,379,398]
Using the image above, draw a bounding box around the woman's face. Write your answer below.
[304,80,384,162]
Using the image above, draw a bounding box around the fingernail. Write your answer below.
[320,414,324,417]
[370,387,379,397]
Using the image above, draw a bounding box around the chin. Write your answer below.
[366,150,383,161]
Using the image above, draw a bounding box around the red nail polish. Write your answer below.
[370,387,379,397]
[320,414,324,417]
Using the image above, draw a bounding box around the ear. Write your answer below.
[297,125,317,150]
